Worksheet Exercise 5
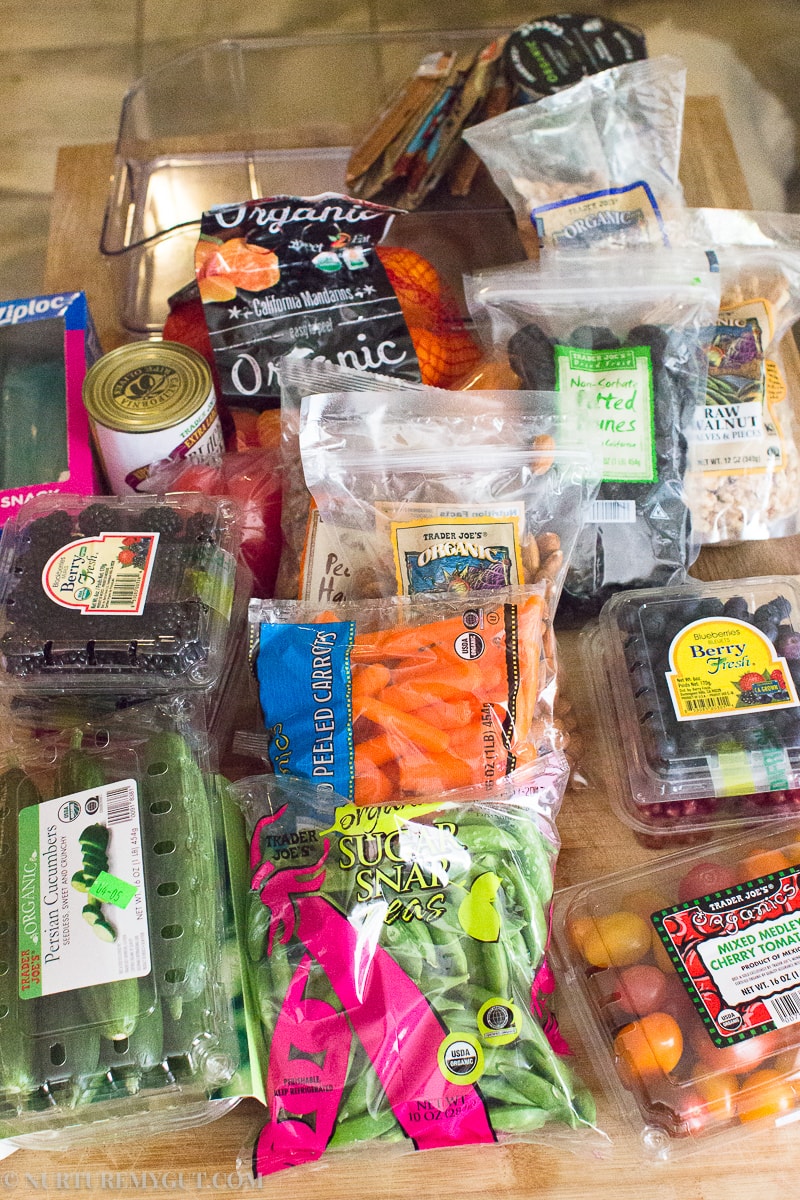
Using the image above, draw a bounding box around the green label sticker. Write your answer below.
[89,871,137,910]
[554,343,656,483]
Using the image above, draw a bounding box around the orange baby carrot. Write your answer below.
[354,758,394,805]
[397,750,474,796]
[373,683,431,714]
[413,697,476,730]
[356,696,451,755]
[356,735,395,768]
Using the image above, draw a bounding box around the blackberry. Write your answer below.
[25,510,74,548]
[184,511,216,543]
[77,504,116,537]
[737,691,762,706]
[139,506,184,537]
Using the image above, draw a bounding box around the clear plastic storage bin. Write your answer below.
[99,32,524,336]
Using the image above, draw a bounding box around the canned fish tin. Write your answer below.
[82,341,225,493]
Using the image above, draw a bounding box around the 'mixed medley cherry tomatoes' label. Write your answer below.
[652,869,800,1048]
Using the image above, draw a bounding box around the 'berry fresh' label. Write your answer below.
[665,616,799,720]
[17,780,150,998]
[653,867,800,1046]
[42,532,159,615]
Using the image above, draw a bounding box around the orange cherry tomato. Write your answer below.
[567,915,596,955]
[581,911,653,969]
[694,1073,738,1121]
[738,1068,797,1123]
[614,1011,684,1078]
[738,848,791,881]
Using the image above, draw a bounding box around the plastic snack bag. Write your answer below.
[275,359,421,602]
[681,208,800,543]
[249,587,549,804]
[462,57,686,253]
[299,386,597,608]
[465,248,720,620]
[230,757,600,1176]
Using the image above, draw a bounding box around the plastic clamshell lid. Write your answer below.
[0,722,239,1144]
[0,493,242,694]
[595,578,800,826]
[551,821,800,1157]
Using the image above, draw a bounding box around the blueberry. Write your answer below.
[723,595,750,621]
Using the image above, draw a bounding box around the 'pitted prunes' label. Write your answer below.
[653,869,800,1046]
[554,343,656,484]
[197,196,420,406]
[42,532,159,615]
[665,616,799,721]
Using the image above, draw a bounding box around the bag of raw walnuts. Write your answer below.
[683,208,800,544]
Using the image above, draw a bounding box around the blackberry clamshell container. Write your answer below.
[551,822,800,1157]
[590,578,800,845]
[0,494,242,694]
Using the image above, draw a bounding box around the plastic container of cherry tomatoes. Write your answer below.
[587,577,800,847]
[551,822,800,1157]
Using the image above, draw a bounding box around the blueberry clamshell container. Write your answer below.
[0,494,242,694]
[590,577,800,845]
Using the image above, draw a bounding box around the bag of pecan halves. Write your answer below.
[681,208,800,544]
[230,756,602,1177]
[464,248,721,622]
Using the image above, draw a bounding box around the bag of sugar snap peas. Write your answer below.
[230,758,601,1176]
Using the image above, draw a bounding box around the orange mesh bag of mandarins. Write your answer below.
[194,194,481,415]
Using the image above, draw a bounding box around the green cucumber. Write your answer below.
[141,732,216,1019]
[71,871,96,893]
[104,998,165,1077]
[56,731,106,797]
[79,824,110,853]
[80,847,109,875]
[78,978,140,1042]
[33,993,102,1086]
[90,916,117,943]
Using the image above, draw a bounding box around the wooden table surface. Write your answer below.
[28,97,800,1197]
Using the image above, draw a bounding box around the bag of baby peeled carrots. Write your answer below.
[248,587,548,804]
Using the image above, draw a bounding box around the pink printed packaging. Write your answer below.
[0,291,100,524]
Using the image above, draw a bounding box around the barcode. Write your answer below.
[106,784,135,825]
[589,500,636,524]
[684,696,731,713]
[110,574,140,607]
[765,988,800,1028]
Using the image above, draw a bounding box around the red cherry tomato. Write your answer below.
[690,1022,786,1074]
[677,861,739,903]
[660,973,696,1027]
[617,965,668,1018]
[614,1011,684,1078]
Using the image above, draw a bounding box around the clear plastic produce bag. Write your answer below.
[230,757,601,1176]
[681,208,800,543]
[465,248,720,620]
[462,57,687,253]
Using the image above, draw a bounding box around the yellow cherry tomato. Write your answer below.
[581,911,653,969]
[694,1073,738,1122]
[614,1011,684,1078]
[738,1068,797,1123]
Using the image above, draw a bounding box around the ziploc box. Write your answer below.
[0,292,100,523]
